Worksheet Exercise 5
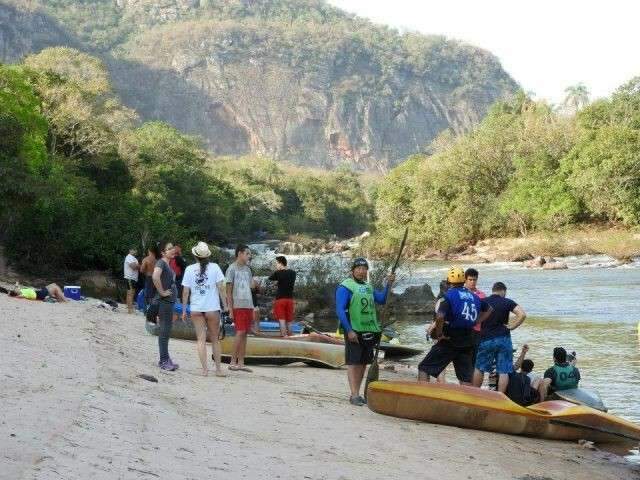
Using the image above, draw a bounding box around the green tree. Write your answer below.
[563,83,590,113]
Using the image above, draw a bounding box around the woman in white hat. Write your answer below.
[181,241,228,376]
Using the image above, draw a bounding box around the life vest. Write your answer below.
[443,287,481,330]
[552,363,579,390]
[340,278,380,333]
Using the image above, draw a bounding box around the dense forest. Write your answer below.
[0,48,371,273]
[1,47,639,277]
[372,81,640,253]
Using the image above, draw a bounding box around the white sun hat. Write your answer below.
[191,241,212,258]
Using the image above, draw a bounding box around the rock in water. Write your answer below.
[524,256,546,268]
[542,261,568,270]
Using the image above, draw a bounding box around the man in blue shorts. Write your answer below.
[418,266,492,385]
[472,282,527,393]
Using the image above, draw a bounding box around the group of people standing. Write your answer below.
[417,266,580,406]
[124,244,580,405]
[123,242,297,375]
[335,262,580,406]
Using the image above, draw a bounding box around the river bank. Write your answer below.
[2,295,639,479]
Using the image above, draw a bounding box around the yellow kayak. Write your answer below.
[367,380,640,443]
[145,322,345,368]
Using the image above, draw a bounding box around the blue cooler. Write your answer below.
[64,285,82,300]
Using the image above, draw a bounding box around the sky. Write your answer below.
[327,0,640,105]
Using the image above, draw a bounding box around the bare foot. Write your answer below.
[228,365,240,371]
[237,366,253,373]
[202,369,209,377]
[215,370,227,377]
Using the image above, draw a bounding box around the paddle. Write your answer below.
[364,227,409,400]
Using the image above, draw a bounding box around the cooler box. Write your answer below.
[64,285,81,300]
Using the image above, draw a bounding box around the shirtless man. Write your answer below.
[140,246,157,306]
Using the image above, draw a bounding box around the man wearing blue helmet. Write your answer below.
[336,257,395,406]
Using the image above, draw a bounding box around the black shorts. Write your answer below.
[418,340,474,383]
[344,332,381,365]
[527,388,541,406]
[35,288,48,301]
[125,279,136,291]
[471,329,481,366]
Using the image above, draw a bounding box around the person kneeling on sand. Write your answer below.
[336,257,395,406]
[10,283,67,302]
[418,266,491,385]
[503,344,546,406]
[182,241,228,377]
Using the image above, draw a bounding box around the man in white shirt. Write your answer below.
[123,248,139,314]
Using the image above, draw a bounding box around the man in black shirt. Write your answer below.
[268,256,297,336]
[472,282,526,393]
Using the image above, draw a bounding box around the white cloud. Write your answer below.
[328,0,640,104]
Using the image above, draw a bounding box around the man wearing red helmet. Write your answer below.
[336,257,395,406]
[418,266,492,385]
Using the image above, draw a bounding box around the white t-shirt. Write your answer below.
[182,262,225,312]
[124,254,139,281]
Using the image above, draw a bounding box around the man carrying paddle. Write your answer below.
[418,266,492,385]
[336,258,395,406]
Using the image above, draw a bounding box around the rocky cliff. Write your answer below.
[0,0,519,169]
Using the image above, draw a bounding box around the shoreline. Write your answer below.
[2,295,639,479]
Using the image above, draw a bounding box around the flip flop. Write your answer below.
[237,366,253,372]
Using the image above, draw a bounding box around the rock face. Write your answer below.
[0,0,519,170]
[0,2,76,62]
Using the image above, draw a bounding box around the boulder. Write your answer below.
[77,270,119,298]
[276,241,304,255]
[542,261,568,270]
[510,252,534,262]
[392,284,436,315]
[523,256,546,268]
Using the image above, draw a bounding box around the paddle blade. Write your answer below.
[364,359,380,400]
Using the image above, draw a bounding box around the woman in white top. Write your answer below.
[181,241,228,377]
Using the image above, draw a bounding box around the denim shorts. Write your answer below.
[475,335,513,374]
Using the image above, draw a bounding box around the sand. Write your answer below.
[1,295,638,480]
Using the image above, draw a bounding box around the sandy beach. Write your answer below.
[1,295,638,480]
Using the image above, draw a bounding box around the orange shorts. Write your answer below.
[233,308,254,332]
[273,298,295,322]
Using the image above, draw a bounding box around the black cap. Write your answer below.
[352,257,369,270]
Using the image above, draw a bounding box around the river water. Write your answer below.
[392,256,640,425]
